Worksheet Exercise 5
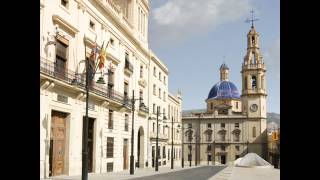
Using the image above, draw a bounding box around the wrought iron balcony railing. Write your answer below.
[40,57,131,107]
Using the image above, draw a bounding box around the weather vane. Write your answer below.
[245,9,259,28]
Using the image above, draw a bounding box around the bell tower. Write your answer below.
[241,11,267,119]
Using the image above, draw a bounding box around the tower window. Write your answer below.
[210,103,213,110]
[252,52,257,64]
[252,36,255,45]
[251,76,257,89]
[221,123,225,128]
[236,102,239,109]
[252,127,256,137]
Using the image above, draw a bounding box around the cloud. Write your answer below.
[150,0,254,47]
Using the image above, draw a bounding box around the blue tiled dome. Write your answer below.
[207,81,240,100]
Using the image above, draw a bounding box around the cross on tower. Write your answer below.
[245,9,259,28]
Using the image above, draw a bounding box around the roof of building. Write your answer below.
[220,63,229,70]
[207,80,240,100]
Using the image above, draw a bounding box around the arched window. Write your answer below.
[252,36,255,45]
[252,52,256,64]
[251,76,257,89]
[252,127,256,138]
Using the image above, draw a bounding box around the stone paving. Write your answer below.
[41,165,280,180]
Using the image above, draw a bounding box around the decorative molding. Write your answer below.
[106,52,120,65]
[52,15,79,36]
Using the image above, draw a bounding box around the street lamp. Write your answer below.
[148,106,167,171]
[71,42,109,180]
[129,90,145,175]
[167,117,181,169]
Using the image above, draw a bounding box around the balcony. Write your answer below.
[138,78,147,88]
[138,103,149,117]
[40,57,131,108]
[124,60,133,76]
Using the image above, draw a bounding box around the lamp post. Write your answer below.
[71,38,110,180]
[181,123,184,168]
[168,117,181,169]
[129,90,145,175]
[148,106,167,171]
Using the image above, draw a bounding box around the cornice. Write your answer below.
[52,15,79,35]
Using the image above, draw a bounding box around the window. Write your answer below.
[163,125,165,134]
[163,146,166,158]
[235,123,239,128]
[235,146,240,151]
[139,90,143,105]
[252,52,257,64]
[164,76,166,84]
[234,134,240,142]
[207,144,212,152]
[153,67,156,77]
[153,104,156,114]
[253,127,256,137]
[251,75,257,89]
[159,72,161,81]
[108,110,113,129]
[206,131,212,142]
[207,123,212,128]
[61,0,68,8]
[125,114,129,131]
[140,65,143,78]
[220,134,226,141]
[55,40,68,76]
[163,92,166,102]
[89,20,95,30]
[110,38,114,46]
[221,146,225,151]
[107,162,113,172]
[159,88,161,99]
[188,123,192,128]
[138,7,141,31]
[153,123,155,132]
[163,108,166,118]
[236,102,239,109]
[107,137,114,158]
[153,84,156,95]
[124,82,129,100]
[157,146,161,158]
[252,36,255,45]
[221,123,225,128]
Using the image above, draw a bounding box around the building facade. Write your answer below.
[40,0,182,178]
[182,25,267,166]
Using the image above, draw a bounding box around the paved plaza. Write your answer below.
[41,165,279,180]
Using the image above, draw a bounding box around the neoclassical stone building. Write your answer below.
[40,0,182,178]
[182,25,267,166]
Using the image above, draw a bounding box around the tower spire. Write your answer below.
[245,9,259,28]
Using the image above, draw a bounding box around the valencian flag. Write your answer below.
[88,42,98,82]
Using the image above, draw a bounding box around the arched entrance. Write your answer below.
[137,126,144,168]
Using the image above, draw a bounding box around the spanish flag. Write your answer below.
[97,41,107,70]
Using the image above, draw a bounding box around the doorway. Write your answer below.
[83,116,95,173]
[137,127,144,168]
[221,155,226,164]
[123,139,128,170]
[49,111,68,177]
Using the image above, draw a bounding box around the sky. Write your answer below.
[148,0,280,114]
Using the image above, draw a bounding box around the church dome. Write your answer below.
[207,80,240,100]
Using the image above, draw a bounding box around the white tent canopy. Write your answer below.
[235,153,273,168]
